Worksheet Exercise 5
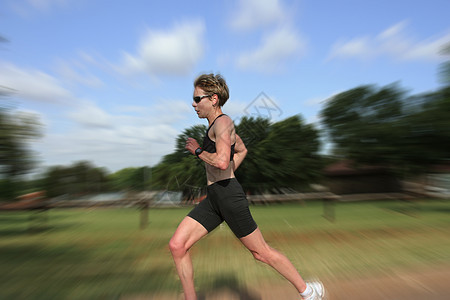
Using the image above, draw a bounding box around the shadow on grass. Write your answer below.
[380,199,450,216]
[415,203,450,214]
[198,273,261,300]
[0,243,88,264]
[0,242,177,299]
[0,222,79,236]
[0,211,79,236]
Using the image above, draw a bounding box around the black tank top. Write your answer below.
[202,114,235,161]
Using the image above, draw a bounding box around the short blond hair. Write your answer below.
[194,73,230,107]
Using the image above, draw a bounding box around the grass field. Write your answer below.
[1,199,449,299]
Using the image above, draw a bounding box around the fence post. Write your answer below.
[139,200,149,229]
[323,193,339,222]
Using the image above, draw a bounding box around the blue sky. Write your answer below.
[1,0,449,173]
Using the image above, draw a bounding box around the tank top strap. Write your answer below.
[207,114,227,132]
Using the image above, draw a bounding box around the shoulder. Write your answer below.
[213,115,234,133]
[214,115,234,131]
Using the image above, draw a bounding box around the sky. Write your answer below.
[1,0,449,174]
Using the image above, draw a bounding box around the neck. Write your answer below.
[207,109,223,126]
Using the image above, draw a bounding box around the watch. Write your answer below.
[194,147,203,157]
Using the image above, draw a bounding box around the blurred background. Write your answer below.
[1,0,449,299]
[0,0,449,202]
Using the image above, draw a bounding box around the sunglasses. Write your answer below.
[193,94,213,104]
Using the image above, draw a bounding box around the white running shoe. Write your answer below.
[302,280,325,300]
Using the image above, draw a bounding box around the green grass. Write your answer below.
[1,199,449,299]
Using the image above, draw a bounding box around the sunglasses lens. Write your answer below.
[193,96,200,103]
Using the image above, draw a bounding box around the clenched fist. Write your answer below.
[185,137,200,155]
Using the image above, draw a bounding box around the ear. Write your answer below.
[211,94,219,106]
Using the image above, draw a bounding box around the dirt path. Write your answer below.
[322,266,450,300]
[259,266,450,300]
[122,266,450,299]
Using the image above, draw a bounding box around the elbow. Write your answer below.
[238,148,248,161]
[216,160,229,171]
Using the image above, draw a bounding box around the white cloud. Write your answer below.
[402,34,450,61]
[37,129,172,171]
[119,21,206,77]
[0,62,74,103]
[10,0,73,17]
[221,100,248,120]
[229,0,306,74]
[27,0,69,11]
[237,26,306,72]
[328,21,450,62]
[68,101,113,129]
[329,37,374,61]
[378,21,407,40]
[230,0,287,31]
[55,59,103,88]
[68,99,190,131]
[304,90,344,107]
[43,99,191,170]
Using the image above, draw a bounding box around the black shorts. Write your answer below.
[188,178,258,238]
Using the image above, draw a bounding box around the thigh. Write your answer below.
[171,216,209,251]
[239,227,268,253]
[188,194,224,233]
[219,181,257,238]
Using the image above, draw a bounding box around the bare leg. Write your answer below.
[240,227,307,293]
[169,217,208,300]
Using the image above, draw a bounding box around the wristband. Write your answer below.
[194,147,203,157]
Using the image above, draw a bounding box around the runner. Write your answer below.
[169,73,325,300]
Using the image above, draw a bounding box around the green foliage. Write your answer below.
[151,115,322,194]
[439,42,450,86]
[151,154,206,191]
[151,125,207,192]
[1,201,449,298]
[0,108,42,177]
[400,87,450,166]
[108,167,152,191]
[321,84,404,158]
[321,83,450,173]
[42,161,110,198]
[0,108,42,200]
[236,115,322,192]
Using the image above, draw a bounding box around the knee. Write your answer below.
[250,246,274,264]
[168,237,186,257]
[251,251,266,263]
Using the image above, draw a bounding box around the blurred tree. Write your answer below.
[237,115,322,193]
[42,161,109,198]
[321,83,450,174]
[108,166,152,191]
[151,116,322,194]
[234,116,271,192]
[439,42,450,86]
[321,84,405,163]
[400,87,450,168]
[0,108,42,200]
[151,125,207,192]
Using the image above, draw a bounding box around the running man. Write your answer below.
[169,73,325,300]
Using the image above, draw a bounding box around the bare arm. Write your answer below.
[233,134,247,171]
[185,116,233,170]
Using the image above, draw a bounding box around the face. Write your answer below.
[192,86,215,119]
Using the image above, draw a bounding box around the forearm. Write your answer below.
[186,137,230,171]
[198,151,229,171]
[233,148,247,171]
[232,134,247,171]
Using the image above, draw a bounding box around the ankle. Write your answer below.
[300,283,314,298]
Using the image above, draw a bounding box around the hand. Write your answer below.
[185,137,200,155]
